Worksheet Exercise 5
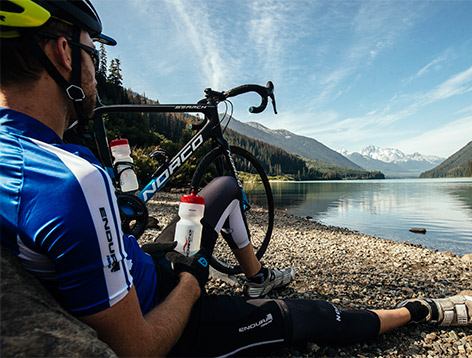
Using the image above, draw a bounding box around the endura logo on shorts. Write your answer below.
[333,305,342,322]
[238,313,273,332]
[99,207,120,272]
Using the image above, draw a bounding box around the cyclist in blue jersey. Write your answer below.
[1,1,470,357]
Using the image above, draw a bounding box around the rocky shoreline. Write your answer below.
[140,192,471,358]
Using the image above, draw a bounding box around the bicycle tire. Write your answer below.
[191,145,274,275]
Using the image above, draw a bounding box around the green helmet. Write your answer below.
[0,0,116,45]
[1,0,116,124]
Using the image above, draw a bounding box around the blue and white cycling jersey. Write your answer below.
[0,108,158,316]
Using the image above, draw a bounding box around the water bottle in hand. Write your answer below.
[174,191,205,256]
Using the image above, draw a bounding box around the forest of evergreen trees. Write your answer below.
[420,141,472,178]
[72,45,384,187]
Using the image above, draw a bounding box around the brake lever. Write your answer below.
[204,88,226,103]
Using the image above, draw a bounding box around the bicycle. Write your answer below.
[92,82,278,275]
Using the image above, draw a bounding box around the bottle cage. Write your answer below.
[114,161,137,184]
[116,193,148,238]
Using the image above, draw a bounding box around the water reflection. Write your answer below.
[268,179,472,256]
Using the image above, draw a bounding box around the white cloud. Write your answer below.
[164,0,232,89]
[247,0,309,83]
[392,115,472,157]
[415,55,447,79]
[403,47,458,85]
[454,104,472,115]
[355,66,472,128]
[422,66,472,103]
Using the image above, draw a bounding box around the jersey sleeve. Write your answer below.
[18,139,133,316]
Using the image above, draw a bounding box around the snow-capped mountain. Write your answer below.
[358,145,442,164]
[338,146,444,178]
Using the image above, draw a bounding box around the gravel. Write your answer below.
[139,191,472,358]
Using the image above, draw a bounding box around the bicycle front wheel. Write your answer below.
[191,145,274,275]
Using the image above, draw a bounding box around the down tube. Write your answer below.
[137,133,205,203]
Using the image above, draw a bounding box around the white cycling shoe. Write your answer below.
[243,267,295,298]
[397,292,472,326]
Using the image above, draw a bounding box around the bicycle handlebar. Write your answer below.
[201,81,277,114]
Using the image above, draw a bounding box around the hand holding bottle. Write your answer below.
[166,248,209,290]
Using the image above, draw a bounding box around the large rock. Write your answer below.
[0,247,116,357]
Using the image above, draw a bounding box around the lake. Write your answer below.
[269,178,472,256]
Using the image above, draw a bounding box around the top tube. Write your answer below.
[94,103,216,117]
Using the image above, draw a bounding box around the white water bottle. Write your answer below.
[110,139,139,192]
[174,191,205,256]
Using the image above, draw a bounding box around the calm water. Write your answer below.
[268,178,472,256]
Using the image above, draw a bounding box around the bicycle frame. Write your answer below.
[93,102,243,203]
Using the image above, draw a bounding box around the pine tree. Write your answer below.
[108,58,123,86]
[466,160,472,177]
[98,43,107,76]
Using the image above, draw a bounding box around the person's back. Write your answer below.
[0,106,164,315]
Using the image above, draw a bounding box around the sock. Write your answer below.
[247,267,269,284]
[403,301,430,322]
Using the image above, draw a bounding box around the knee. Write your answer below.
[200,176,240,198]
[214,176,239,191]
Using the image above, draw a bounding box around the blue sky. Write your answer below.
[94,0,472,158]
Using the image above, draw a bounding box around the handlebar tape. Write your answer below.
[224,81,274,113]
[199,81,276,114]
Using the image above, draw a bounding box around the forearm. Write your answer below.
[80,274,200,357]
[143,273,201,356]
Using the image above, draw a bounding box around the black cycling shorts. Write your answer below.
[154,265,379,357]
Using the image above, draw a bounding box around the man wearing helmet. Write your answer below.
[0,0,114,125]
[1,0,470,357]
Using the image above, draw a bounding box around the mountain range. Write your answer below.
[222,115,445,178]
[221,115,362,170]
[338,146,444,178]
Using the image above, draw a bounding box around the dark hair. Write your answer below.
[0,19,74,87]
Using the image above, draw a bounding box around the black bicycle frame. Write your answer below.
[93,103,241,203]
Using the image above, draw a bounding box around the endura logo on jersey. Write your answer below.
[99,207,120,272]
[238,313,273,332]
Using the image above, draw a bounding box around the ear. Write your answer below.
[48,36,73,73]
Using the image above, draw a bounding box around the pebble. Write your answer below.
[140,192,472,357]
[426,333,437,341]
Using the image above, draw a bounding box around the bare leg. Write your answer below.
[231,243,261,277]
[372,307,411,334]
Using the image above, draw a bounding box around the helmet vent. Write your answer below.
[0,2,24,14]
